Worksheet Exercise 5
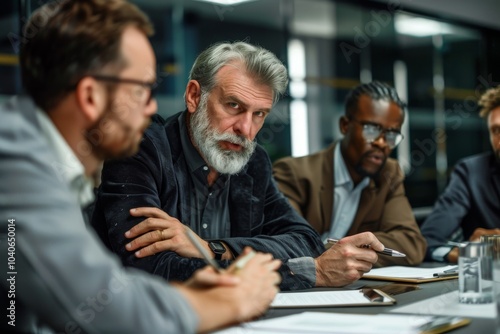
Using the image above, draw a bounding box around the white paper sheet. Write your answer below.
[211,312,466,334]
[364,265,458,279]
[390,290,496,319]
[270,290,389,307]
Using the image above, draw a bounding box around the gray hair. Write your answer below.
[188,41,288,104]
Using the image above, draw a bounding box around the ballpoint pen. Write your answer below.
[326,238,406,257]
[433,266,459,277]
[433,271,459,278]
[446,241,468,247]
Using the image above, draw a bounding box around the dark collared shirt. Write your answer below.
[178,113,231,239]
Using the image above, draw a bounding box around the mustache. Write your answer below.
[361,149,386,159]
[212,131,254,150]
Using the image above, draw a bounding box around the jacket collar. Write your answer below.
[322,141,380,232]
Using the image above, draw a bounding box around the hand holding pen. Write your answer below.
[315,232,386,287]
[326,238,406,257]
[183,230,282,323]
[186,229,281,276]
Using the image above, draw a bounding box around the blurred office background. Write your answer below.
[1,0,500,217]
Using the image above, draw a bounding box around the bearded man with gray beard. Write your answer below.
[91,41,385,290]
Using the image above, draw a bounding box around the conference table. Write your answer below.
[258,265,498,333]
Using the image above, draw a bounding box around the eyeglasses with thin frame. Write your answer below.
[350,118,404,149]
[90,75,158,105]
[490,126,500,137]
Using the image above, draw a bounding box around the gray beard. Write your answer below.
[189,94,256,175]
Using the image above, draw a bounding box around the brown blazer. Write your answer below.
[273,143,426,267]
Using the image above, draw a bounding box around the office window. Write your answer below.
[1,0,499,208]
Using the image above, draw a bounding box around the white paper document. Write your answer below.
[364,265,457,279]
[390,290,496,319]
[270,289,394,308]
[211,312,469,334]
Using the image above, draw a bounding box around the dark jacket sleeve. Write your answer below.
[220,148,325,289]
[92,122,324,290]
[91,121,214,281]
[420,160,473,260]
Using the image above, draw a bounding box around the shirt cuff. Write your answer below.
[432,246,454,262]
[287,257,316,286]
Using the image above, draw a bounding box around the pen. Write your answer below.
[446,241,468,247]
[186,229,222,273]
[234,250,256,270]
[433,271,458,278]
[326,238,406,257]
[433,266,459,277]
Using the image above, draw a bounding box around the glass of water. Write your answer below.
[458,242,493,304]
[479,235,500,331]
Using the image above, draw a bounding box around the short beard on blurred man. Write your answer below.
[85,94,151,160]
[190,93,256,175]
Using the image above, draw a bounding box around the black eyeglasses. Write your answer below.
[350,118,404,149]
[91,75,158,105]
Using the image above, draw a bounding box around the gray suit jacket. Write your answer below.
[0,97,197,333]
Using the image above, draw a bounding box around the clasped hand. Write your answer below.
[124,207,207,258]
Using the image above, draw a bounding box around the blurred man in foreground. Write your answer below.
[0,1,280,333]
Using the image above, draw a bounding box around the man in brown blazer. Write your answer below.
[274,81,426,267]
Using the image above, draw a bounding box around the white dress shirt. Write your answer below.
[35,109,94,208]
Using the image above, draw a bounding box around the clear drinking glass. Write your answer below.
[458,241,493,304]
[479,235,500,331]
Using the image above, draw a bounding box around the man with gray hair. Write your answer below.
[91,41,385,290]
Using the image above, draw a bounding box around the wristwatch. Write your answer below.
[208,241,226,260]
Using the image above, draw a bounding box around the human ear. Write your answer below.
[75,77,106,123]
[185,80,202,114]
[339,116,350,135]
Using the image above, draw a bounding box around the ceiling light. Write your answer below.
[194,0,256,6]
[290,100,309,157]
[395,14,453,37]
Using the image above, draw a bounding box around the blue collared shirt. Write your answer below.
[324,145,370,241]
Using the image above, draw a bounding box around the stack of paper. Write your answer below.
[212,312,470,334]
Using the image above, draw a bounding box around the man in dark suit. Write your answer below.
[273,82,426,267]
[92,42,386,290]
[420,86,500,263]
